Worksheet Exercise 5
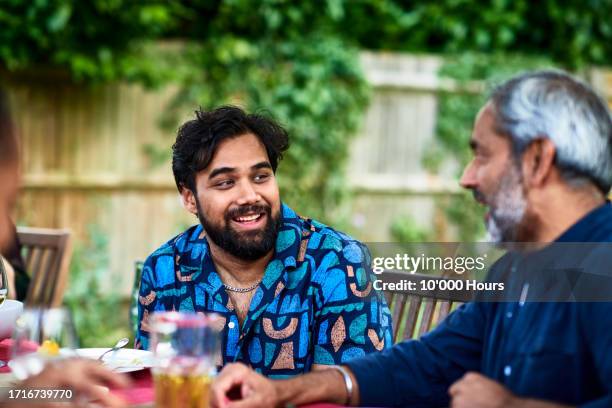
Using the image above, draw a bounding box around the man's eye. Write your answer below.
[215,180,234,188]
[474,150,487,160]
[254,174,270,182]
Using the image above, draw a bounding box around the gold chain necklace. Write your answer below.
[223,279,261,293]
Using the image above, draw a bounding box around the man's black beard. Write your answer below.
[196,201,281,261]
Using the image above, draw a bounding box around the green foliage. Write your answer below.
[339,0,612,68]
[0,1,175,81]
[63,224,130,347]
[390,215,432,242]
[2,1,608,81]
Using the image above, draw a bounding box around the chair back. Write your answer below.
[17,227,72,307]
[383,271,472,343]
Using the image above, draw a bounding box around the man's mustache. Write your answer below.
[472,189,487,205]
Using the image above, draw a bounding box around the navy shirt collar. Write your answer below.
[555,201,612,243]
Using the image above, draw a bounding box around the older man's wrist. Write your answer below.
[273,368,353,407]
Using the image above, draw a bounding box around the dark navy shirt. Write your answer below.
[346,202,612,407]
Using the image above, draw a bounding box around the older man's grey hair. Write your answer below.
[489,70,612,194]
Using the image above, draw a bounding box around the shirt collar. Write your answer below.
[555,201,612,243]
[178,202,304,295]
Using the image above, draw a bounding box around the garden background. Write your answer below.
[1,0,611,346]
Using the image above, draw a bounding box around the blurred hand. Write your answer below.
[211,363,280,408]
[15,358,130,408]
[449,372,518,408]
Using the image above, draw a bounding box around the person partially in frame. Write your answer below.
[0,89,130,408]
[210,70,612,407]
[2,221,30,302]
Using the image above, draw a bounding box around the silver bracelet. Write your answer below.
[333,365,354,405]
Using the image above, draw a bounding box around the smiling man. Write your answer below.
[210,71,612,408]
[135,106,392,376]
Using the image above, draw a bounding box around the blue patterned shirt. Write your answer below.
[136,203,392,377]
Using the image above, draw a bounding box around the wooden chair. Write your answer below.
[17,227,73,307]
[382,271,473,343]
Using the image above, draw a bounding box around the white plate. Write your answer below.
[75,348,154,373]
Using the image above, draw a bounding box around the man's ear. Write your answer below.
[521,138,556,187]
[180,186,198,215]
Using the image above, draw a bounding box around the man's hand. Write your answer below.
[16,358,131,408]
[211,363,280,408]
[449,372,519,408]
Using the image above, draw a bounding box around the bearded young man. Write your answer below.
[209,71,612,408]
[135,106,392,376]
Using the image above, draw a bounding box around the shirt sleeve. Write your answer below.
[578,302,612,408]
[134,255,158,350]
[312,241,393,366]
[344,301,488,407]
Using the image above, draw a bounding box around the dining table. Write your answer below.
[0,336,346,407]
[0,360,344,408]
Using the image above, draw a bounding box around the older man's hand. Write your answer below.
[449,372,519,408]
[211,363,280,408]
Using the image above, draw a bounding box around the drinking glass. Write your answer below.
[0,258,8,307]
[0,259,7,368]
[9,307,78,380]
[149,312,221,408]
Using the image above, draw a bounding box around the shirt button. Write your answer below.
[506,312,513,318]
[228,322,236,329]
[504,365,512,377]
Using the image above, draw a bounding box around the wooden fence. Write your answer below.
[4,54,611,295]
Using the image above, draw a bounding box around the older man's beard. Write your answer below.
[196,199,281,261]
[476,163,527,244]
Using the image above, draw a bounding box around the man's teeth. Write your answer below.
[236,214,261,222]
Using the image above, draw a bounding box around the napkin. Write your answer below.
[110,368,155,405]
[0,338,39,373]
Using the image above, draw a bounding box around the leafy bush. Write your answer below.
[339,0,612,68]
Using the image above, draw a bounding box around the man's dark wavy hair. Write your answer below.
[172,105,289,193]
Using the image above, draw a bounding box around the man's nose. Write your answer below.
[235,181,261,206]
[459,160,477,190]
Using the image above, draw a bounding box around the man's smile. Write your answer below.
[230,210,267,231]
